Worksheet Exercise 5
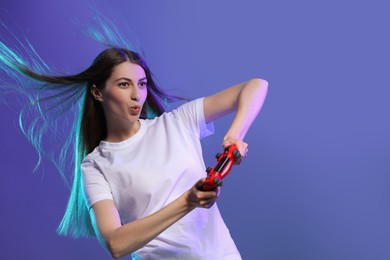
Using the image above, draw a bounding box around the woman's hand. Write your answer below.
[203,78,267,163]
[222,136,248,164]
[186,178,220,209]
[91,179,220,259]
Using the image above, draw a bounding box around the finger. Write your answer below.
[223,139,247,155]
[193,187,218,201]
[201,198,217,208]
[195,178,206,190]
[241,143,248,157]
[203,202,215,209]
[215,187,221,197]
[198,190,218,200]
[222,141,232,149]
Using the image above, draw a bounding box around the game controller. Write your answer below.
[201,144,242,191]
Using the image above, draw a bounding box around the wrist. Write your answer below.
[223,133,242,146]
[224,125,245,141]
[182,190,197,211]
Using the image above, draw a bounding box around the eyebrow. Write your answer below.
[114,77,147,82]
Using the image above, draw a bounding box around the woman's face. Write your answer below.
[99,61,148,124]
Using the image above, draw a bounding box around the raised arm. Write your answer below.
[90,179,218,259]
[204,78,268,154]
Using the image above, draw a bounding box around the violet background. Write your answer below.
[1,0,389,259]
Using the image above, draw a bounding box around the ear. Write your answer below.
[91,85,103,102]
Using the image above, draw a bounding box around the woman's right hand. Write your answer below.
[186,178,220,209]
[91,178,220,259]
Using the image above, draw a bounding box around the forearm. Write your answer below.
[225,78,268,140]
[106,190,195,258]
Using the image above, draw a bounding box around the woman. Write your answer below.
[2,47,268,259]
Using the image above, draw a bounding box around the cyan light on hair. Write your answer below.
[81,6,143,55]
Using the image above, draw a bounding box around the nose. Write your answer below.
[131,88,140,101]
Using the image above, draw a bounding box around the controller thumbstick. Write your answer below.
[206,167,211,173]
[233,150,242,161]
[215,153,221,159]
[214,178,224,186]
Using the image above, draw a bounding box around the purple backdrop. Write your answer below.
[1,0,389,259]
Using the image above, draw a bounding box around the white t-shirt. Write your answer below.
[82,98,241,259]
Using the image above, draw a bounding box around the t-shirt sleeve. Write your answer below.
[172,97,214,140]
[82,159,113,209]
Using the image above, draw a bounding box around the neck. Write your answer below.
[105,119,141,142]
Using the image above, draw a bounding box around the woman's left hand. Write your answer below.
[222,136,248,164]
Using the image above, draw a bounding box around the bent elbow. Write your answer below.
[248,78,269,100]
[106,239,125,259]
[108,248,122,259]
[251,78,269,89]
[106,237,138,259]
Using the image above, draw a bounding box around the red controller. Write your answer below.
[201,144,242,191]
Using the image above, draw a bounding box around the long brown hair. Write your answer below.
[22,48,177,154]
[62,48,183,237]
[3,46,183,237]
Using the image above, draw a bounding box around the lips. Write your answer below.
[129,105,141,115]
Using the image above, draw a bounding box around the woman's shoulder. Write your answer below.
[81,146,101,165]
[160,98,203,119]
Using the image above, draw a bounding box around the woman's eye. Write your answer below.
[139,82,147,88]
[119,82,129,87]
